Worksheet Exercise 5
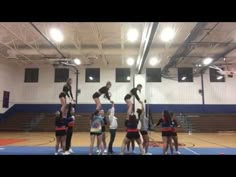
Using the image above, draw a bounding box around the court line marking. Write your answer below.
[184,147,200,155]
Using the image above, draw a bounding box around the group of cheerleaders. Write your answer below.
[55,78,181,155]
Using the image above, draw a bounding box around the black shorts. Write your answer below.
[55,130,66,136]
[140,130,148,135]
[124,94,131,101]
[162,131,172,137]
[92,92,100,99]
[172,132,177,137]
[102,126,106,132]
[126,132,140,140]
[59,92,66,99]
[90,132,102,136]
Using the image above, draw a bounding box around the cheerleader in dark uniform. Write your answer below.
[59,78,75,114]
[124,84,143,116]
[155,110,174,155]
[121,114,145,155]
[170,112,181,154]
[92,81,113,111]
[65,103,76,155]
[54,110,68,155]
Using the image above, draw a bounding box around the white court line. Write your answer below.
[184,147,200,155]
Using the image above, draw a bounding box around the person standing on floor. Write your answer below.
[138,101,152,155]
[89,110,105,155]
[155,110,173,155]
[64,103,76,155]
[107,101,118,154]
[96,109,108,154]
[170,112,181,155]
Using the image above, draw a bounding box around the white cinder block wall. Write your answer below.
[13,65,134,104]
[0,62,17,113]
[1,62,236,114]
[146,76,203,104]
[204,68,236,104]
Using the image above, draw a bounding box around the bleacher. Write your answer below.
[1,112,236,132]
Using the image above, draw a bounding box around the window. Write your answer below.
[209,68,225,82]
[178,68,193,82]
[146,68,162,82]
[85,68,100,82]
[55,68,69,82]
[24,68,39,83]
[116,68,131,82]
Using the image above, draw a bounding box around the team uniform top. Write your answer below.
[63,84,73,99]
[55,116,68,131]
[108,107,118,129]
[90,115,104,134]
[93,86,111,100]
[156,117,172,136]
[124,88,140,101]
[125,118,139,133]
[59,84,73,99]
[140,114,149,132]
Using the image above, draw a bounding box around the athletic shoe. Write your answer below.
[69,148,74,153]
[96,149,101,154]
[104,149,107,153]
[175,151,181,155]
[145,152,152,155]
[58,148,63,153]
[64,151,70,155]
[54,152,58,155]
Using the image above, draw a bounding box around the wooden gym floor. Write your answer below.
[0,131,236,148]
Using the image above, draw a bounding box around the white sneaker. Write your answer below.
[58,148,63,153]
[104,149,107,153]
[54,152,58,155]
[64,151,70,155]
[145,152,152,155]
[69,148,74,153]
[175,151,181,155]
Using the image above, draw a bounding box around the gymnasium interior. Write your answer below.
[0,22,236,155]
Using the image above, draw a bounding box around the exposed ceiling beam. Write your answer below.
[0,40,31,62]
[120,22,125,63]
[196,44,236,75]
[30,23,66,58]
[137,22,159,74]
[9,48,140,56]
[161,22,208,75]
[0,24,46,58]
[91,23,107,66]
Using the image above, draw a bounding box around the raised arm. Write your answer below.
[155,118,162,127]
[131,88,142,103]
